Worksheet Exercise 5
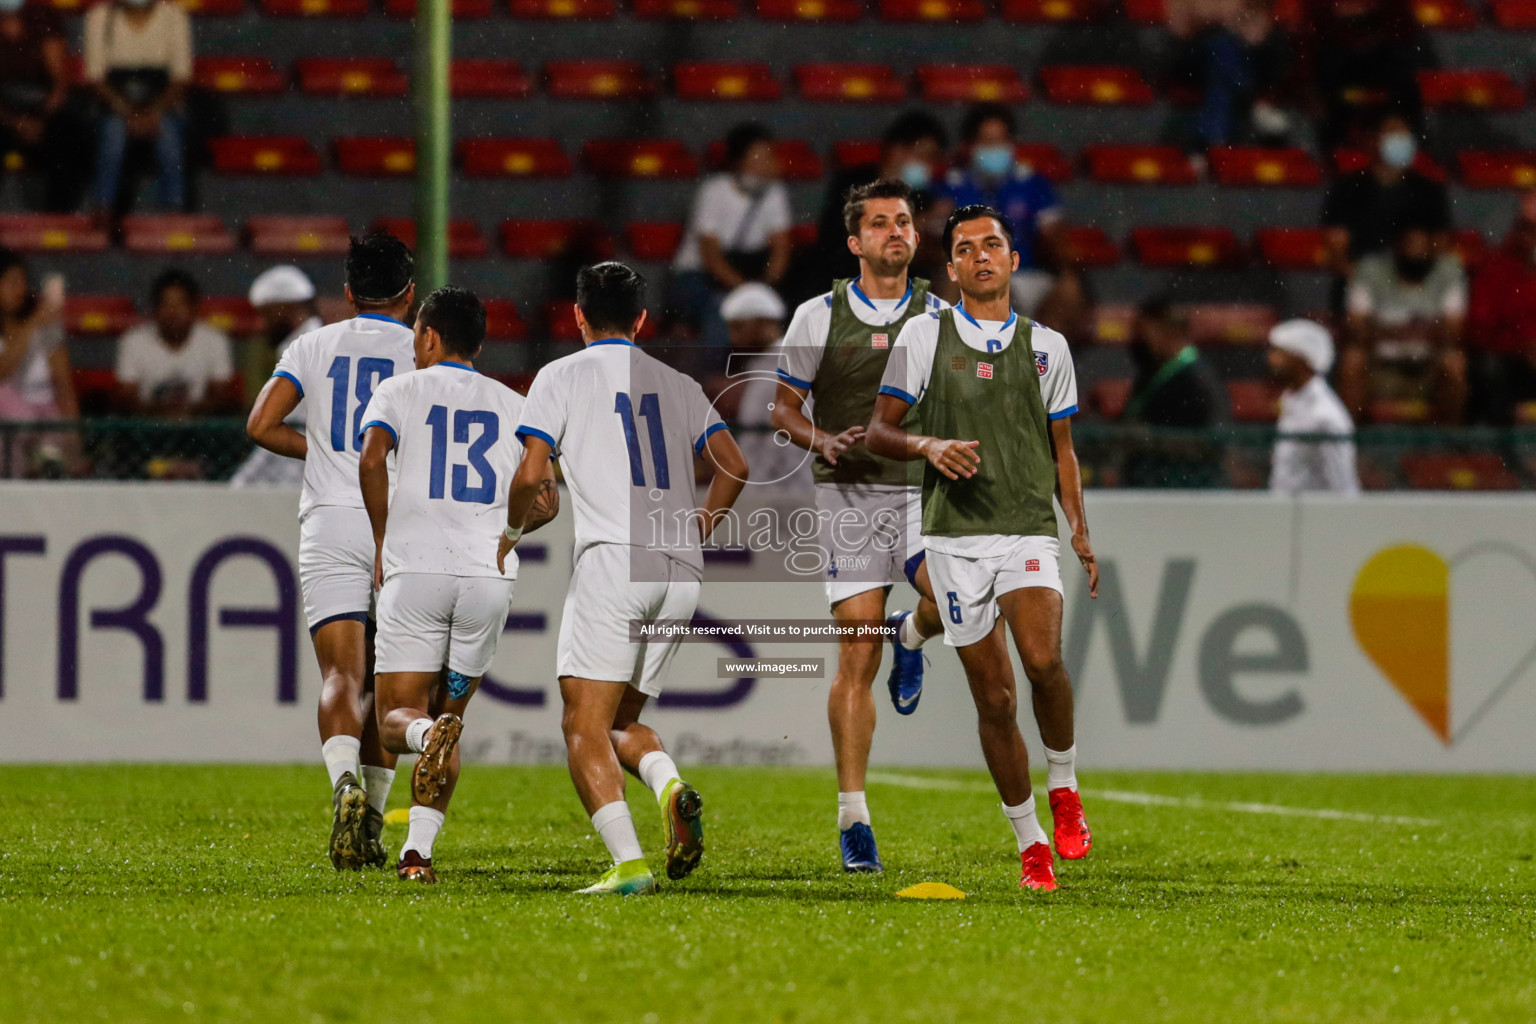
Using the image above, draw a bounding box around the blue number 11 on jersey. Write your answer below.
[615,392,670,489]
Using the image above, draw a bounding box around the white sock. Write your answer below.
[1003,795,1050,852]
[321,735,360,789]
[404,717,434,755]
[897,610,929,650]
[591,801,644,864]
[360,765,396,814]
[637,751,681,802]
[1045,745,1078,791]
[401,805,445,859]
[837,791,871,831]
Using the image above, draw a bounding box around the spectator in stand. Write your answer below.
[0,250,76,477]
[1295,0,1426,155]
[1167,0,1292,151]
[669,122,792,354]
[1341,220,1467,423]
[1267,319,1359,494]
[84,0,193,217]
[1465,193,1536,426]
[1320,111,1450,312]
[715,282,809,489]
[115,268,237,418]
[230,265,320,487]
[1121,296,1231,488]
[0,0,89,211]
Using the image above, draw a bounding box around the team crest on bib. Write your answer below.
[871,333,888,349]
[1035,352,1049,375]
[950,355,967,371]
[977,362,994,380]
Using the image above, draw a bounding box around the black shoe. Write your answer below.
[328,772,369,871]
[362,805,389,868]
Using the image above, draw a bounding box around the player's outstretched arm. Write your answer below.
[358,425,395,589]
[769,380,863,466]
[1049,415,1097,599]
[245,375,306,460]
[697,428,748,543]
[865,393,980,480]
[499,436,554,573]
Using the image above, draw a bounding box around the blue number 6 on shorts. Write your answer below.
[946,591,962,624]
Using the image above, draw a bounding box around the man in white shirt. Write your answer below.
[1268,319,1360,495]
[358,287,557,884]
[500,262,748,896]
[231,265,322,487]
[718,282,811,489]
[245,235,417,871]
[115,269,237,417]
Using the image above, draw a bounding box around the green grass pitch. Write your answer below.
[3,765,1533,1023]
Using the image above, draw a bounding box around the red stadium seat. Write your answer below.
[500,219,612,259]
[384,0,495,16]
[1089,377,1133,418]
[583,139,698,179]
[1412,0,1476,27]
[209,136,322,176]
[1122,0,1165,21]
[756,0,862,20]
[122,214,236,254]
[1402,453,1520,490]
[1188,303,1277,346]
[246,216,352,256]
[1066,225,1118,267]
[1209,146,1322,187]
[879,0,985,22]
[459,138,573,178]
[370,218,490,259]
[261,0,369,17]
[634,0,739,17]
[1333,147,1446,182]
[1256,227,1329,270]
[1371,398,1430,424]
[1000,0,1099,22]
[508,0,615,15]
[917,65,1028,103]
[64,295,136,336]
[1453,229,1487,267]
[0,213,109,253]
[705,139,822,180]
[194,57,284,95]
[833,140,882,169]
[625,222,685,261]
[1417,69,1524,110]
[1040,65,1154,105]
[795,63,905,102]
[181,0,248,14]
[1492,0,1536,27]
[1458,150,1536,189]
[544,300,585,341]
[1227,380,1281,422]
[1015,143,1072,182]
[335,137,416,176]
[482,300,528,342]
[452,60,532,99]
[790,222,818,249]
[545,60,656,100]
[674,62,781,101]
[296,58,409,97]
[1131,226,1244,268]
[1091,305,1134,346]
[200,297,261,337]
[1084,144,1197,185]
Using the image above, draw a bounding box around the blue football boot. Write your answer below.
[840,822,883,873]
[885,611,925,715]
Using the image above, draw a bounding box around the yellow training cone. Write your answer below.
[383,808,411,826]
[895,882,967,900]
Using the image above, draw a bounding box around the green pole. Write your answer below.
[414,0,451,294]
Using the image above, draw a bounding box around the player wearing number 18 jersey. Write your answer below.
[245,234,417,871]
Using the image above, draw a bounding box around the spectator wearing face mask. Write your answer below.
[1266,319,1358,495]
[1341,220,1467,423]
[1464,192,1536,426]
[230,265,320,487]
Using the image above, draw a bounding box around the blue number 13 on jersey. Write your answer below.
[615,392,670,489]
[426,405,499,503]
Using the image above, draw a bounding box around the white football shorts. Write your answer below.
[924,536,1063,648]
[815,483,926,608]
[374,572,515,677]
[298,505,375,633]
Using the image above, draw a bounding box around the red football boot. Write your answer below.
[1049,787,1092,860]
[1019,841,1058,891]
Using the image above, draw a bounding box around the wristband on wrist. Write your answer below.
[503,524,522,543]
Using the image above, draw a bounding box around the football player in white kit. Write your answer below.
[499,262,748,895]
[245,235,416,870]
[358,287,558,884]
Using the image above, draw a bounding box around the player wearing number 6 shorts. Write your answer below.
[501,263,748,896]
[245,234,417,871]
[358,287,558,883]
[867,205,1100,892]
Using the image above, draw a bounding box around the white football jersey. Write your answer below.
[271,314,416,520]
[516,339,726,576]
[359,361,528,580]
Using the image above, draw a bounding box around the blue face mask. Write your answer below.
[972,144,1014,179]
[899,160,931,191]
[1380,132,1417,170]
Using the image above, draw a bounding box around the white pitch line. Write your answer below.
[865,772,1438,826]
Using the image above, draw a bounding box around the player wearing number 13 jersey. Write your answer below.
[246,234,417,872]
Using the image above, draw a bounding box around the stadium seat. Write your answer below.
[508,0,616,16]
[246,216,352,256]
[1458,150,1536,189]
[451,59,532,99]
[1089,378,1133,418]
[1492,0,1536,27]
[482,300,528,342]
[370,218,490,259]
[1209,146,1323,187]
[634,0,739,17]
[1411,0,1477,28]
[1416,69,1524,110]
[200,297,261,337]
[1091,304,1134,345]
[1453,229,1487,267]
[756,0,863,21]
[1015,143,1073,182]
[384,0,495,16]
[459,138,573,178]
[1040,65,1154,105]
[1066,225,1118,267]
[1515,401,1536,424]
[544,301,585,341]
[64,295,137,336]
[1333,147,1446,181]
[1256,227,1329,270]
[335,137,415,176]
[0,214,109,253]
[180,0,248,13]
[1402,453,1521,490]
[879,0,986,22]
[674,62,781,101]
[500,219,611,259]
[545,60,656,100]
[296,58,409,98]
[1131,226,1244,268]
[260,0,369,17]
[1227,380,1281,422]
[1187,303,1277,346]
[582,139,698,179]
[916,65,1028,103]
[1084,144,1197,185]
[209,136,322,176]
[193,57,285,96]
[122,214,236,255]
[625,222,685,261]
[1000,0,1100,23]
[795,63,906,102]
[790,222,818,249]
[705,138,822,180]
[832,140,882,169]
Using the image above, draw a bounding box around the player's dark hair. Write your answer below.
[346,233,414,306]
[576,261,647,337]
[723,121,773,168]
[942,204,1014,257]
[960,102,1016,145]
[881,109,948,152]
[418,286,486,359]
[151,267,201,307]
[843,178,915,238]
